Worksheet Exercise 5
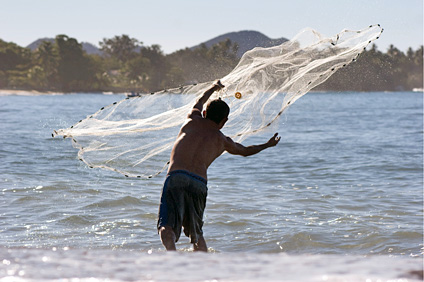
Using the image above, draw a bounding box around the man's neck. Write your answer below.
[204,118,221,129]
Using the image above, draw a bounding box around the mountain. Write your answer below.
[26,30,288,57]
[191,30,288,57]
[26,38,102,55]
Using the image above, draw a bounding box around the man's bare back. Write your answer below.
[168,108,226,180]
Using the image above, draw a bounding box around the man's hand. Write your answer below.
[267,133,281,147]
[192,80,226,114]
[213,80,225,91]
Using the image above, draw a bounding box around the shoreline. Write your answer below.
[1,89,422,96]
[0,89,122,96]
[0,89,64,96]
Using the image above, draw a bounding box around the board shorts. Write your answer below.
[157,170,208,244]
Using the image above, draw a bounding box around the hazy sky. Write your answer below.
[1,0,422,53]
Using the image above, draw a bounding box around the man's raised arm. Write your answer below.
[192,80,225,112]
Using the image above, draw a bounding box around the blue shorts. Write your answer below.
[157,170,208,244]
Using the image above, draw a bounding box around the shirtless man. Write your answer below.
[157,80,281,251]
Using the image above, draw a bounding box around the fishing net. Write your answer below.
[53,25,383,178]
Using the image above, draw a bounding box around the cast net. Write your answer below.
[53,25,383,178]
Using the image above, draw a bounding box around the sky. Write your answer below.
[0,0,422,54]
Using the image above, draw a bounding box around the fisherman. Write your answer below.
[157,80,281,251]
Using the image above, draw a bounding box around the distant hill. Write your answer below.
[26,30,289,57]
[26,38,102,55]
[191,30,288,57]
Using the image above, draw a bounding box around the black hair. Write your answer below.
[205,98,230,124]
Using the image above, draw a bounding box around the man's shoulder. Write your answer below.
[187,108,202,119]
[216,129,229,143]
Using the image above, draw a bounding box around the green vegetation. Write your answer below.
[320,44,423,91]
[0,34,422,93]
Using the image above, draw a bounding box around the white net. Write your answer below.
[53,25,383,178]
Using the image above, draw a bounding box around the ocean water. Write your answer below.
[0,91,423,281]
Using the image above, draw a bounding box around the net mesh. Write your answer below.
[53,25,383,178]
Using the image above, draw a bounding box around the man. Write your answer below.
[157,80,281,251]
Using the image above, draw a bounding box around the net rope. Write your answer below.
[53,25,383,178]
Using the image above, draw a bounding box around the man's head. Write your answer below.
[204,98,230,128]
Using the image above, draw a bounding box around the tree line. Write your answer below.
[0,34,422,93]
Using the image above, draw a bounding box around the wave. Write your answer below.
[0,247,422,281]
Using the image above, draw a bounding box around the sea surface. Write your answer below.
[0,91,423,281]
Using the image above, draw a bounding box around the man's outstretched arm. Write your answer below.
[192,80,225,113]
[224,133,281,157]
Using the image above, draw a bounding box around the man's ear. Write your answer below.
[202,110,206,118]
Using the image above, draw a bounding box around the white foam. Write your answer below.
[0,248,422,281]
